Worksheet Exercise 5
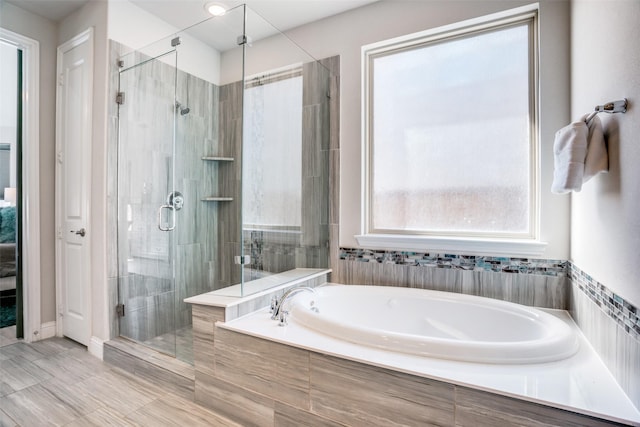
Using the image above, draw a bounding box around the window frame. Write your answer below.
[358,5,546,256]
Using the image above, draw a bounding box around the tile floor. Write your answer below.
[0,327,240,426]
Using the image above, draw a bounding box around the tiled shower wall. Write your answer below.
[108,41,334,344]
[107,40,228,342]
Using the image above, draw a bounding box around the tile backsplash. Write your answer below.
[339,248,567,276]
[569,263,640,341]
[338,247,639,343]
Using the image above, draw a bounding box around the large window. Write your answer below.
[362,9,538,245]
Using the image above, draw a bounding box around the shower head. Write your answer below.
[175,101,190,116]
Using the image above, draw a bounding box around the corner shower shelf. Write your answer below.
[201,197,233,202]
[202,156,234,202]
[202,156,234,162]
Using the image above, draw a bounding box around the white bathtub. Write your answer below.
[288,285,579,364]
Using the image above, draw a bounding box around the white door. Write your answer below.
[56,29,93,346]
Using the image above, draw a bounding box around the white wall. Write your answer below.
[224,0,571,260]
[571,0,640,308]
[0,1,58,324]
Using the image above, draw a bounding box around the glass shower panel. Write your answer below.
[240,7,332,295]
[172,5,248,299]
[117,47,179,358]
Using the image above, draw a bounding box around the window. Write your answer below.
[360,7,542,253]
[243,71,303,228]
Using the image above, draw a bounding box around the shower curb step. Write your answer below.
[104,337,195,401]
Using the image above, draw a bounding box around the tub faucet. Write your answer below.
[271,286,316,321]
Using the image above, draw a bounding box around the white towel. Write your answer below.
[551,120,588,194]
[583,114,608,182]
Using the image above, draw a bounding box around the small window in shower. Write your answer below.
[362,7,538,242]
[243,69,303,229]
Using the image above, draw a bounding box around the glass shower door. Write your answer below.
[117,48,179,358]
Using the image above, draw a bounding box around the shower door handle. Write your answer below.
[157,205,176,231]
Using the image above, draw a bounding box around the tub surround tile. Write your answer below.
[201,317,636,426]
[340,248,567,276]
[192,304,224,379]
[310,353,455,426]
[214,327,311,410]
[336,256,567,309]
[217,304,640,425]
[454,387,623,427]
[569,263,640,340]
[569,266,640,412]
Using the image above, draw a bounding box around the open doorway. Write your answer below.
[0,40,22,341]
[0,27,42,345]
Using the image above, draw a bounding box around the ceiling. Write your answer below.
[131,0,378,35]
[6,0,90,22]
[7,0,378,51]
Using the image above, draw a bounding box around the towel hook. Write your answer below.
[585,98,627,123]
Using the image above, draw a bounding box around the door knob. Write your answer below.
[70,228,86,237]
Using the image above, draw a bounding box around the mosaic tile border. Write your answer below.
[339,248,567,276]
[569,263,640,340]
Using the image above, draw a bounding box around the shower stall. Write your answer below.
[111,5,332,363]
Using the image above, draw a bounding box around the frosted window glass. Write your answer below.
[243,76,303,227]
[370,24,532,235]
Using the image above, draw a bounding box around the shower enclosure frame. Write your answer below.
[112,4,331,363]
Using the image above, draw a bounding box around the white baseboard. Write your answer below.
[40,321,57,340]
[88,336,104,360]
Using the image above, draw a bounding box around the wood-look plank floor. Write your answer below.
[0,334,240,426]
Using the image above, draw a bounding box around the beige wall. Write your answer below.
[0,1,58,324]
[570,0,640,308]
[223,0,572,260]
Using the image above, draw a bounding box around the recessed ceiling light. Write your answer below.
[205,2,226,17]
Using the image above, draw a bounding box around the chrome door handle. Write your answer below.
[157,205,175,231]
[70,228,86,237]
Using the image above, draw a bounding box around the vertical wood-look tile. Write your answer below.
[192,305,224,378]
[310,353,455,427]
